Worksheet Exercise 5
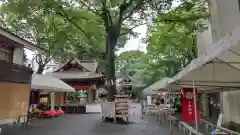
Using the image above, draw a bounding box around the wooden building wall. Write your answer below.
[55,92,65,105]
[0,82,30,120]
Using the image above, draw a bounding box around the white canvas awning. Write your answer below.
[143,77,171,95]
[31,74,75,92]
[143,77,215,94]
[169,26,240,90]
[169,58,240,87]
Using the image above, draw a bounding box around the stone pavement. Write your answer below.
[1,114,183,135]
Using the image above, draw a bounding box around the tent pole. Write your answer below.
[140,92,144,114]
[192,73,198,132]
[169,89,172,134]
[220,89,223,114]
[50,92,55,111]
[169,93,171,107]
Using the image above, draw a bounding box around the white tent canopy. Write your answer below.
[169,58,240,88]
[31,74,75,92]
[141,26,240,95]
[143,77,171,95]
[169,26,240,89]
[165,26,240,133]
[142,76,218,96]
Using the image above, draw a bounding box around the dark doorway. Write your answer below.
[208,93,220,122]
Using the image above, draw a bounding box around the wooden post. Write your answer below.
[88,89,92,104]
[50,92,55,111]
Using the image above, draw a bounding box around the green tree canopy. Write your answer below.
[1,0,207,100]
[116,0,207,86]
[47,0,208,100]
[0,0,106,73]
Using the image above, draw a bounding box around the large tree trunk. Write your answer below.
[106,25,119,101]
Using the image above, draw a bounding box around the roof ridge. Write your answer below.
[54,57,91,72]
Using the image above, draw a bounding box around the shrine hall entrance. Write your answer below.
[67,87,96,105]
[47,57,104,106]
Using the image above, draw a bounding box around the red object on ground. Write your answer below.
[40,111,53,116]
[180,88,200,123]
[55,109,64,115]
[59,108,64,114]
[54,111,61,115]
[40,110,63,117]
[140,114,144,119]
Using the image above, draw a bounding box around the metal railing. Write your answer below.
[145,107,203,135]
[200,119,240,135]
[179,122,203,135]
[144,105,240,135]
[168,115,203,135]
[168,115,240,135]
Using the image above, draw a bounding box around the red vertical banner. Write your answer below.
[180,88,200,123]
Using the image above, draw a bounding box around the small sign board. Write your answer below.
[128,103,141,123]
[147,96,152,105]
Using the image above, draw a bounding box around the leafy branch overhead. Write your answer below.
[0,0,207,55]
[0,0,208,100]
[116,0,207,86]
[0,0,107,73]
[44,0,207,42]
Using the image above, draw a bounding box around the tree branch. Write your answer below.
[122,0,150,22]
[56,4,95,46]
[78,0,102,17]
[120,21,149,36]
[101,0,112,28]
[43,55,52,65]
[118,0,134,23]
[35,53,43,65]
[120,13,207,36]
[107,10,113,25]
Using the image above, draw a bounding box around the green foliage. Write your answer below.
[1,0,207,99]
[0,0,107,72]
[116,0,207,87]
[116,50,145,71]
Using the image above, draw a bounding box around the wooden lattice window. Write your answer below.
[0,47,12,62]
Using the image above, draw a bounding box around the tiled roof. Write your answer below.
[54,57,98,73]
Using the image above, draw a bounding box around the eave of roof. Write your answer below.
[47,71,103,80]
[0,27,46,52]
